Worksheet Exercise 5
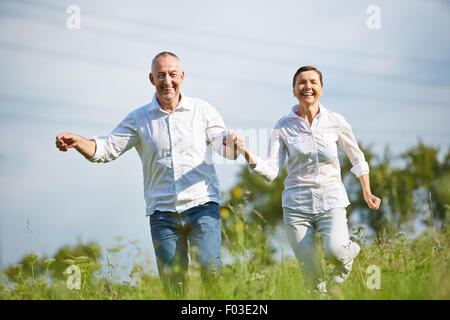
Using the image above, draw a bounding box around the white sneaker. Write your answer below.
[305,280,328,297]
[311,281,328,299]
[315,280,327,294]
[332,261,353,283]
[332,242,360,283]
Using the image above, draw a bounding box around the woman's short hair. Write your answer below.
[292,66,323,87]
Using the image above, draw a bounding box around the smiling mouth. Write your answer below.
[301,92,314,97]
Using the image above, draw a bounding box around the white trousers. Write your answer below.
[283,207,359,286]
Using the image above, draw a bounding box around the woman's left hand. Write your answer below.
[364,193,381,210]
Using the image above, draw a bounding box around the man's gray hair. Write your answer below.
[151,51,180,71]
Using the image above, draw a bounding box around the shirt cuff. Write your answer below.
[210,132,227,155]
[248,156,262,173]
[87,137,103,162]
[350,161,370,177]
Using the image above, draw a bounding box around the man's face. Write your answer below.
[150,55,184,105]
[293,70,323,106]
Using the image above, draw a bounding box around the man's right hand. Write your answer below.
[55,133,96,159]
[223,131,247,157]
[227,131,257,168]
[56,133,79,152]
[234,134,246,155]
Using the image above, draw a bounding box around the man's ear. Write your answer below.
[149,73,155,85]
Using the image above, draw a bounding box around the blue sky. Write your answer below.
[1,0,449,275]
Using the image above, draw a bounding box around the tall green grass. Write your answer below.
[1,227,448,300]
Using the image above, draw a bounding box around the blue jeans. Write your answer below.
[149,202,222,295]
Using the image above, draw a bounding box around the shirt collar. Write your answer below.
[149,91,191,113]
[287,103,327,118]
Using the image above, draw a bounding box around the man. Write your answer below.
[55,52,238,296]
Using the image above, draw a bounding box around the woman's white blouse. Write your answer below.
[251,104,369,214]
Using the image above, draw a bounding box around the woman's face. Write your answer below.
[293,70,323,107]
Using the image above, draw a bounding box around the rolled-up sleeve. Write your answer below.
[89,111,138,163]
[250,127,286,182]
[337,115,369,177]
[204,103,227,156]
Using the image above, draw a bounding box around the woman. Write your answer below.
[234,66,381,293]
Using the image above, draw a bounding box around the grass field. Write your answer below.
[1,226,448,300]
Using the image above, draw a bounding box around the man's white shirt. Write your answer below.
[89,93,226,215]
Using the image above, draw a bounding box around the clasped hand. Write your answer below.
[222,130,246,156]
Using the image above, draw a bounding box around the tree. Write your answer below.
[226,140,450,240]
[342,141,449,237]
[341,144,397,238]
[227,166,287,226]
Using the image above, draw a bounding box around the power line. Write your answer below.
[5,0,450,67]
[0,38,141,71]
[1,0,449,88]
[0,1,449,118]
[0,35,449,114]
[1,10,449,92]
[1,94,449,139]
[0,40,449,110]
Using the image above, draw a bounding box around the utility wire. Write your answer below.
[1,0,449,88]
[1,7,449,90]
[1,94,449,139]
[4,0,450,66]
[0,0,449,127]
